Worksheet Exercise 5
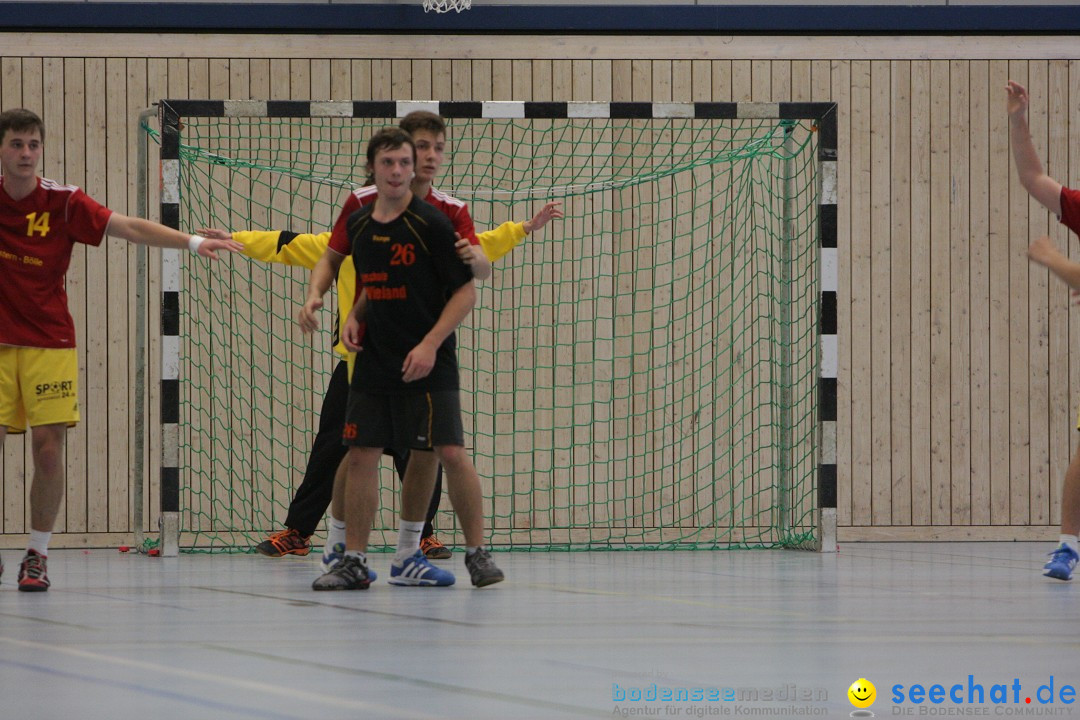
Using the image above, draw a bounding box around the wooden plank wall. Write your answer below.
[0,34,1077,547]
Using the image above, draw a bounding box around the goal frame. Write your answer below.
[154,98,838,556]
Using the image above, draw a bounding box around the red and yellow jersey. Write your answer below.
[328,185,479,256]
[0,177,112,349]
[232,219,525,357]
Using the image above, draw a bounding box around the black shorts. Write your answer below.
[342,390,464,451]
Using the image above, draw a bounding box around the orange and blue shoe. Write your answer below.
[420,534,452,560]
[17,550,50,592]
[255,528,312,557]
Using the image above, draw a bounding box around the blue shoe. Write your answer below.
[320,543,376,581]
[388,550,456,586]
[1043,544,1078,581]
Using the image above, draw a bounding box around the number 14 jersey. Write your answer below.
[0,177,112,348]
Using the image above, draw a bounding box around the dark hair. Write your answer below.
[365,127,416,168]
[398,110,445,138]
[0,108,45,145]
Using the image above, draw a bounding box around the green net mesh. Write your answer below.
[153,112,821,551]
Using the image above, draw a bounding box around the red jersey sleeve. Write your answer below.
[1059,186,1080,237]
[328,193,361,255]
[450,203,480,246]
[66,188,112,247]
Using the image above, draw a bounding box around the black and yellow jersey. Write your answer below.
[348,195,471,394]
[232,219,527,358]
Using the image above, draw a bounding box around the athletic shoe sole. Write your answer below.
[1044,567,1073,581]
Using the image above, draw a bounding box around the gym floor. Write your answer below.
[0,543,1074,719]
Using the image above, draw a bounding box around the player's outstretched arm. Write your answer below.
[476,201,564,262]
[1007,81,1063,216]
[299,248,346,334]
[107,214,243,259]
[401,280,476,383]
[1029,235,1080,290]
[523,200,564,234]
[199,227,331,270]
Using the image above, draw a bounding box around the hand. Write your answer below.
[455,235,475,265]
[1027,235,1059,267]
[196,227,233,241]
[523,201,564,234]
[297,297,323,334]
[1006,80,1029,120]
[343,316,365,352]
[401,340,437,382]
[195,237,244,260]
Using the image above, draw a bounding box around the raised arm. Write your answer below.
[475,201,564,262]
[107,214,242,259]
[1007,80,1063,216]
[298,247,346,334]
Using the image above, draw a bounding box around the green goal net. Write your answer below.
[151,104,822,551]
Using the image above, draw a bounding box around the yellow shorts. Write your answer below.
[0,346,80,433]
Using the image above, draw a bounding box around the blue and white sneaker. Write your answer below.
[1043,544,1079,581]
[388,550,456,586]
[320,542,344,574]
[320,543,376,581]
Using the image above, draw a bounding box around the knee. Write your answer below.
[347,448,380,476]
[435,445,467,470]
[31,428,65,473]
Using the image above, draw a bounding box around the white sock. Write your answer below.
[326,516,346,552]
[28,530,51,556]
[394,520,425,562]
[466,546,480,556]
[1059,534,1079,553]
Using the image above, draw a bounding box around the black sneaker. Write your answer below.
[312,554,371,591]
[464,547,504,587]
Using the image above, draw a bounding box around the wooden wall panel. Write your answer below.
[909,60,932,528]
[2,35,1078,548]
[988,59,1012,526]
[890,60,912,527]
[968,60,991,527]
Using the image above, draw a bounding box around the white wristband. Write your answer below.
[188,235,206,254]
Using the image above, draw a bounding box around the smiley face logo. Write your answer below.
[848,678,876,709]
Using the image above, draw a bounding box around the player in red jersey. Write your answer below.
[1010,80,1080,581]
[0,108,241,591]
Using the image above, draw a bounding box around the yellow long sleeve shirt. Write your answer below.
[232,221,527,357]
